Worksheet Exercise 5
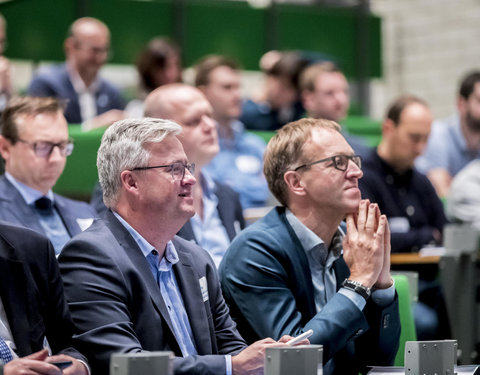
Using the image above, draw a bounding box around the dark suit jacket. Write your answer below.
[0,176,97,239]
[219,207,401,375]
[90,180,246,242]
[0,222,86,362]
[177,181,245,243]
[59,210,247,375]
[27,64,125,124]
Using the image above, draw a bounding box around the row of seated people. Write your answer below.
[1,13,479,375]
[0,102,400,374]
[1,14,480,205]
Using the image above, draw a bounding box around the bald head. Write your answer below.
[144,83,219,168]
[65,17,110,85]
[144,83,205,120]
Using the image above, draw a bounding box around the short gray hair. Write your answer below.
[97,117,182,208]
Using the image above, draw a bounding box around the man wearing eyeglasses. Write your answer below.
[28,17,125,130]
[219,118,400,375]
[0,96,97,254]
[59,117,301,375]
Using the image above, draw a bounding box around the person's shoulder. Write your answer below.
[54,194,97,215]
[31,64,67,82]
[230,207,286,244]
[0,220,51,255]
[98,75,122,93]
[172,235,216,268]
[213,179,240,199]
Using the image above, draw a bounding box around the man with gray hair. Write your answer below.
[59,117,298,375]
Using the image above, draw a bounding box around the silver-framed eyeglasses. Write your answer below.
[17,138,74,158]
[294,154,362,172]
[132,162,195,181]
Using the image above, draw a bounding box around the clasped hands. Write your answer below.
[343,199,393,290]
[4,349,88,375]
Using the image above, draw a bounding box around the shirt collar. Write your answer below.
[285,208,344,258]
[5,172,54,205]
[67,63,100,93]
[112,211,180,267]
[199,170,217,200]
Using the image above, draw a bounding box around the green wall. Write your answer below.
[0,0,381,78]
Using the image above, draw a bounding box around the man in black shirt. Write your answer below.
[359,95,450,340]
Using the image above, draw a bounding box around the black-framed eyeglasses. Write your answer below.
[132,162,195,181]
[16,138,74,158]
[294,154,362,172]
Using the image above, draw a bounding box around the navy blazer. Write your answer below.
[59,210,247,375]
[0,222,87,363]
[177,181,245,243]
[220,207,401,375]
[0,176,97,239]
[27,64,125,124]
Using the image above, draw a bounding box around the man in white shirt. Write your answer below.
[28,17,125,130]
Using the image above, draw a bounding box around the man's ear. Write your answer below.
[301,90,313,114]
[120,170,140,197]
[382,118,396,137]
[0,135,12,162]
[284,170,306,197]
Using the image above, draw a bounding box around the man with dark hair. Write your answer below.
[60,117,299,375]
[0,223,88,375]
[28,17,125,129]
[300,61,368,156]
[359,95,450,339]
[220,117,400,375]
[416,70,480,197]
[0,96,96,254]
[194,55,269,208]
[240,51,308,131]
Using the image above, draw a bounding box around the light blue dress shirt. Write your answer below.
[205,120,269,209]
[416,114,480,177]
[285,209,394,312]
[5,173,70,254]
[190,172,231,268]
[113,212,232,374]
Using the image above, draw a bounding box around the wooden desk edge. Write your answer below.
[391,253,440,264]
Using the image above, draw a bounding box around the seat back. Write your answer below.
[392,273,417,366]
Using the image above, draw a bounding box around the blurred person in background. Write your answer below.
[416,70,480,198]
[359,95,451,340]
[126,37,182,118]
[241,51,308,131]
[300,61,368,156]
[28,17,125,130]
[195,55,269,209]
[0,13,12,112]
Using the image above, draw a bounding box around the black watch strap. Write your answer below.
[341,279,372,301]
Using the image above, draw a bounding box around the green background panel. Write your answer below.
[275,6,356,76]
[89,0,173,65]
[0,0,76,61]
[0,0,382,79]
[182,1,265,70]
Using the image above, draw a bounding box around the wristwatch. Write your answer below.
[341,279,372,301]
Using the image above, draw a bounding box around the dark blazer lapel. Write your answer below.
[0,177,44,233]
[172,239,213,354]
[61,67,82,122]
[177,221,196,243]
[0,237,33,356]
[54,196,80,237]
[277,207,319,317]
[215,191,236,241]
[103,211,177,341]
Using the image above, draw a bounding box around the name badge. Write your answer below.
[389,217,410,233]
[199,277,209,302]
